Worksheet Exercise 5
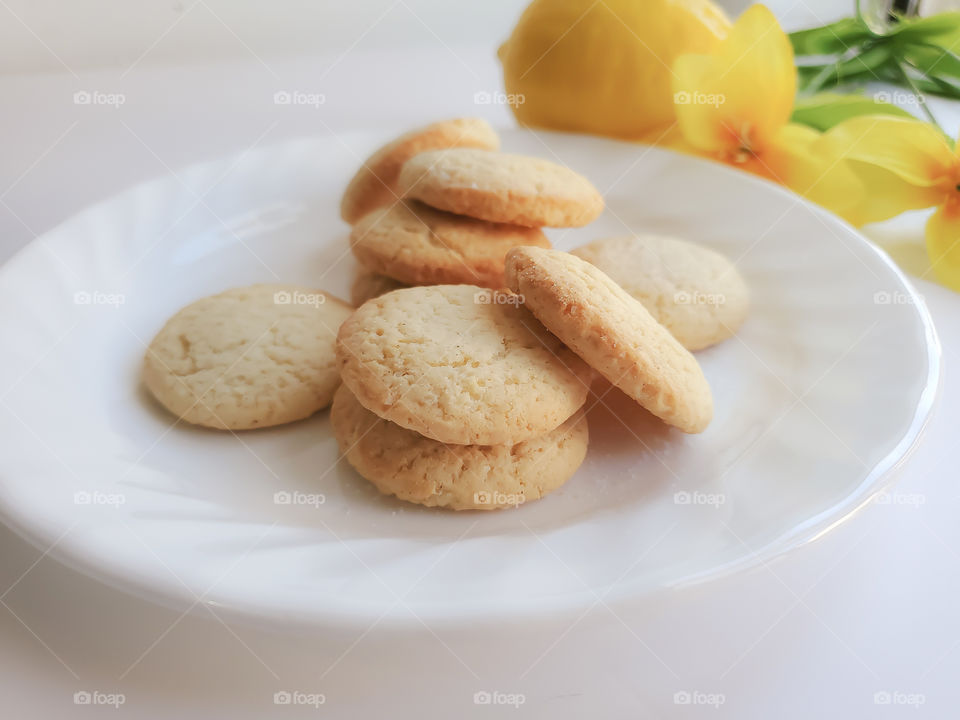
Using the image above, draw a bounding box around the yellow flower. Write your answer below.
[669,4,862,222]
[821,115,960,290]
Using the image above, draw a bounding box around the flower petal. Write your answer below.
[822,115,955,187]
[710,4,796,150]
[844,161,945,225]
[672,5,795,154]
[764,124,865,225]
[925,202,960,291]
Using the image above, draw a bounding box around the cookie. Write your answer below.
[336,284,593,445]
[351,201,551,288]
[143,284,353,430]
[340,118,499,224]
[504,247,713,434]
[398,148,604,227]
[571,235,749,351]
[350,267,407,307]
[332,385,588,510]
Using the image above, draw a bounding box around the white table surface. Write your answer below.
[2,7,960,719]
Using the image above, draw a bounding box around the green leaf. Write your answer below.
[889,12,960,43]
[833,43,895,78]
[790,18,871,55]
[903,43,960,81]
[790,92,914,132]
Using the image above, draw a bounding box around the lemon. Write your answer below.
[499,0,731,139]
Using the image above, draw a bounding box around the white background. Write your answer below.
[2,0,960,717]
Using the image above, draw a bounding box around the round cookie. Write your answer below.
[144,284,353,430]
[571,235,749,351]
[351,201,551,288]
[332,385,588,510]
[340,118,499,225]
[504,247,713,434]
[336,284,593,445]
[351,267,408,307]
[398,148,604,227]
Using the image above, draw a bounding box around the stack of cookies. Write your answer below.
[333,118,611,510]
[340,118,604,304]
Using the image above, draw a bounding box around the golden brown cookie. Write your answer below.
[336,284,593,444]
[398,148,604,227]
[332,385,588,510]
[504,247,713,433]
[571,234,749,350]
[350,201,550,288]
[340,118,499,224]
[143,284,353,430]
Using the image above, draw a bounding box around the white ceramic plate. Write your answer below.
[0,130,939,628]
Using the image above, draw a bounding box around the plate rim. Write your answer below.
[0,129,942,629]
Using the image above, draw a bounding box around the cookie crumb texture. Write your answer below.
[339,118,500,224]
[505,247,714,434]
[143,284,353,430]
[351,200,550,288]
[332,385,588,510]
[572,234,749,351]
[398,148,604,227]
[336,284,593,445]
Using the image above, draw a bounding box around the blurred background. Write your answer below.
[0,0,848,74]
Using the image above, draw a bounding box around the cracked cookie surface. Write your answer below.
[398,148,604,227]
[336,284,592,445]
[143,283,353,430]
[332,384,588,510]
[340,118,499,225]
[351,201,550,288]
[505,247,713,434]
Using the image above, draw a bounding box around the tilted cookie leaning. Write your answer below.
[504,247,714,434]
[351,201,550,288]
[571,234,749,351]
[336,284,593,445]
[143,284,353,430]
[331,385,588,510]
[340,118,499,225]
[398,148,604,227]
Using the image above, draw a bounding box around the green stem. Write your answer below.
[895,59,947,135]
